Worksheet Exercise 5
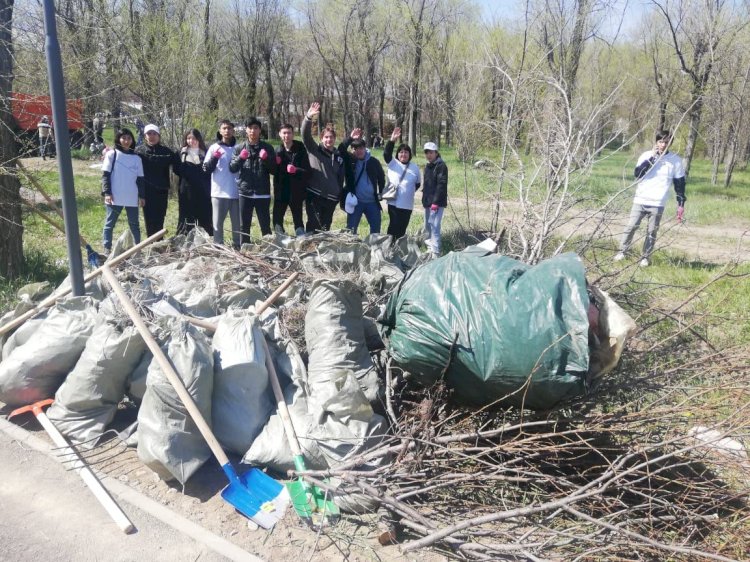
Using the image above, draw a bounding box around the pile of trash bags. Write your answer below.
[0,228,635,495]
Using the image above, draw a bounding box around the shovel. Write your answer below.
[260,336,340,528]
[8,398,135,533]
[101,265,289,529]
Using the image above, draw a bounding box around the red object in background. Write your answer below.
[11,92,84,131]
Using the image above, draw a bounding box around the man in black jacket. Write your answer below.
[229,117,277,243]
[422,141,448,257]
[340,128,385,235]
[273,123,309,236]
[135,124,180,236]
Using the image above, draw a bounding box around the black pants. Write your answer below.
[177,185,214,236]
[272,186,306,232]
[305,193,338,233]
[143,189,169,236]
[239,196,271,244]
[387,205,412,240]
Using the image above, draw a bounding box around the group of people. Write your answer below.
[100,102,450,256]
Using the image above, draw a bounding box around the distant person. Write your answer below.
[229,117,277,242]
[101,128,144,253]
[176,128,213,236]
[37,116,52,160]
[301,102,345,232]
[422,141,448,257]
[340,128,385,235]
[203,120,240,248]
[273,123,309,236]
[614,130,686,267]
[135,124,180,236]
[93,113,104,144]
[383,126,421,240]
[135,117,145,146]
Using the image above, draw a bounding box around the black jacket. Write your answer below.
[274,140,309,200]
[229,140,277,197]
[135,143,180,192]
[178,148,210,196]
[422,156,448,208]
[339,137,385,200]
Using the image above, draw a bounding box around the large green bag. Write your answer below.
[379,249,591,409]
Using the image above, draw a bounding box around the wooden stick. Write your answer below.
[0,228,167,337]
[18,160,93,248]
[100,265,229,466]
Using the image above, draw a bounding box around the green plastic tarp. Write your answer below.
[379,249,591,410]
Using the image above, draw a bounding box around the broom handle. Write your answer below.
[34,409,135,533]
[0,229,167,338]
[101,266,230,467]
[261,336,304,458]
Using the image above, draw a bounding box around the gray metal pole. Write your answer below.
[43,0,85,296]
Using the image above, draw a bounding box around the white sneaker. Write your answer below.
[613,252,626,262]
[639,258,649,267]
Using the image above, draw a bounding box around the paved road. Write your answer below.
[0,423,249,562]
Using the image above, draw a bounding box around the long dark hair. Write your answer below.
[182,128,207,151]
[114,128,135,153]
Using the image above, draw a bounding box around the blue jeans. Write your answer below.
[424,207,444,255]
[620,203,663,258]
[346,201,381,234]
[103,204,140,250]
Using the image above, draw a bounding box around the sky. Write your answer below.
[473,0,652,41]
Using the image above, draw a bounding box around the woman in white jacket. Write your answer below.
[382,127,421,240]
[101,128,144,252]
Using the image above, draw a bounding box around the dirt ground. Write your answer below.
[2,405,440,562]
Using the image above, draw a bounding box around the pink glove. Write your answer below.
[239,148,250,160]
[677,205,684,223]
[430,204,439,212]
[213,149,223,159]
[275,155,282,165]
[287,164,297,174]
[259,148,268,160]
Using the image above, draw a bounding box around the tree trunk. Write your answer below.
[0,0,23,278]
[204,0,218,113]
[407,0,426,151]
[263,49,276,134]
[378,84,385,138]
[683,90,704,177]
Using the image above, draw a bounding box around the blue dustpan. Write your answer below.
[221,464,290,529]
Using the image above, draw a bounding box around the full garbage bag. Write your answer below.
[47,321,145,445]
[380,250,592,410]
[137,319,214,484]
[0,297,98,407]
[211,311,274,455]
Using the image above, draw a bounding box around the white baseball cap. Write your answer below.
[144,124,160,135]
[423,142,438,152]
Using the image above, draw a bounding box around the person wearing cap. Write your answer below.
[422,141,448,257]
[273,123,309,236]
[229,117,277,243]
[301,102,345,232]
[340,128,385,235]
[204,120,241,248]
[37,116,52,160]
[135,123,180,236]
[383,126,421,240]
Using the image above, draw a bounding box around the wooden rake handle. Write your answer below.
[100,265,230,468]
[0,229,167,338]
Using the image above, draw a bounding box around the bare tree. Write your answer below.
[651,0,748,175]
[0,0,23,278]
